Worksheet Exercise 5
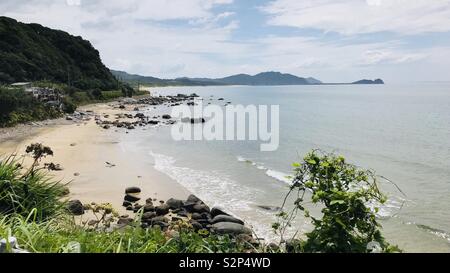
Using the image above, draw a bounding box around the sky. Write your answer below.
[1,0,450,83]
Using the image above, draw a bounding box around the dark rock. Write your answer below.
[133,204,143,213]
[210,207,230,218]
[119,105,126,109]
[143,204,155,212]
[257,205,282,212]
[211,222,252,236]
[190,220,203,231]
[153,221,169,230]
[147,216,169,225]
[125,187,141,194]
[171,217,182,222]
[191,213,203,220]
[162,114,172,119]
[142,212,157,221]
[192,204,210,214]
[177,210,189,217]
[123,201,133,207]
[166,198,184,210]
[191,118,206,124]
[171,208,181,213]
[196,219,211,227]
[155,204,170,216]
[117,217,133,225]
[211,215,244,225]
[186,194,202,204]
[124,194,140,203]
[145,198,154,204]
[67,200,84,216]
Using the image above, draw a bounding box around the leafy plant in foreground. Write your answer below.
[274,150,400,253]
[0,145,67,221]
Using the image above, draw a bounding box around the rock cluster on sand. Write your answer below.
[119,189,255,239]
[92,93,229,131]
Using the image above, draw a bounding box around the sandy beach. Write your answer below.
[0,102,190,214]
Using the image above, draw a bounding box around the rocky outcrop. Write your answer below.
[119,189,254,239]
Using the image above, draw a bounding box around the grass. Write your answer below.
[0,211,261,253]
[0,156,67,222]
[0,152,266,253]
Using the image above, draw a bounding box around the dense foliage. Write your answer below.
[0,16,117,90]
[274,151,399,253]
[0,152,67,222]
[0,87,62,127]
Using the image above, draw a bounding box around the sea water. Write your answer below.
[122,83,450,252]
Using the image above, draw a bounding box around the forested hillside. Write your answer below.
[0,16,117,90]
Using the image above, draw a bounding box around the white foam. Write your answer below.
[149,151,285,240]
[266,169,293,185]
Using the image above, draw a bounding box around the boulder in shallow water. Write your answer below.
[256,205,282,212]
[211,215,244,225]
[211,222,252,236]
[210,207,230,218]
[186,194,202,204]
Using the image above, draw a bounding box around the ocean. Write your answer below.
[121,83,450,252]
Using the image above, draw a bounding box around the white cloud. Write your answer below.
[0,0,243,78]
[1,0,449,82]
[262,0,450,35]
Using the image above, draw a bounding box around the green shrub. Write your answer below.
[274,151,399,253]
[0,155,67,222]
[0,87,62,127]
[61,97,77,114]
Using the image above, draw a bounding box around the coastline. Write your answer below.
[0,101,191,214]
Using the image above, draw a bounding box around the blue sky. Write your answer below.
[1,0,450,83]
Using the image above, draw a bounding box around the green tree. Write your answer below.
[274,151,399,253]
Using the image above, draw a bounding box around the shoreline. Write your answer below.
[0,100,191,214]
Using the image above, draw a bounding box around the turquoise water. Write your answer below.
[123,83,450,252]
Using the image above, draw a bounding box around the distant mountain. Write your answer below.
[352,79,384,85]
[215,72,314,86]
[111,70,324,86]
[112,70,383,87]
[0,16,117,90]
[111,70,223,86]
